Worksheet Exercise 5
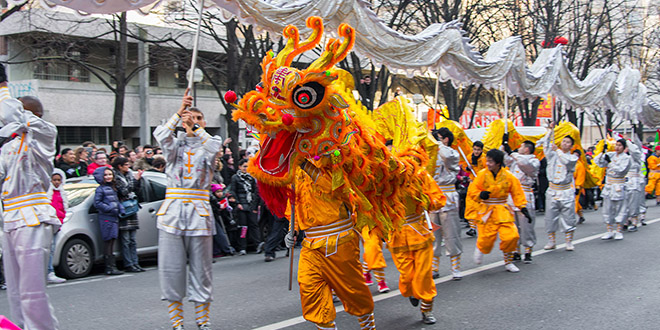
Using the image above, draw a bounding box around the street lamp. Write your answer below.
[187,67,204,106]
[412,93,424,121]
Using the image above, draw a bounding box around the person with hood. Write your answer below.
[111,156,144,272]
[210,184,236,257]
[46,169,68,284]
[228,158,262,255]
[93,166,124,276]
[0,66,61,330]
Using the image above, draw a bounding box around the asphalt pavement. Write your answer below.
[1,200,659,330]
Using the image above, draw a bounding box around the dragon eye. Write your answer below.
[292,82,324,109]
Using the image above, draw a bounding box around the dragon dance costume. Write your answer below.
[467,167,526,271]
[625,136,647,231]
[154,111,223,329]
[387,150,445,324]
[505,152,540,261]
[430,142,462,279]
[595,148,631,239]
[646,149,660,202]
[0,85,60,330]
[541,130,578,250]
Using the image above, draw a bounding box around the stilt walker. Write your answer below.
[154,90,223,330]
[467,149,532,273]
[0,64,60,330]
[430,128,463,280]
[503,140,540,263]
[541,122,579,251]
[595,139,631,240]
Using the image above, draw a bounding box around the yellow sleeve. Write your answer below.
[508,173,527,209]
[574,161,586,187]
[650,156,660,171]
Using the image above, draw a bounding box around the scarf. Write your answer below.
[236,171,254,204]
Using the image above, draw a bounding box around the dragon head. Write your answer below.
[232,17,359,202]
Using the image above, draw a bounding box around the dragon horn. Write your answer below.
[309,23,355,71]
[275,16,324,68]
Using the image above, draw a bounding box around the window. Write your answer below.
[34,49,90,82]
[149,67,158,87]
[150,180,166,201]
[58,126,110,145]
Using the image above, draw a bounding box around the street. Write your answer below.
[1,201,659,330]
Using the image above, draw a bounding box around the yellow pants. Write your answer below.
[646,174,660,195]
[362,228,387,270]
[389,244,436,301]
[298,235,374,324]
[575,190,583,215]
[476,220,519,254]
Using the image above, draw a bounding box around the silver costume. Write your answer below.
[0,87,59,330]
[625,136,647,223]
[595,150,631,225]
[154,113,222,304]
[505,152,540,249]
[430,143,462,257]
[541,131,579,234]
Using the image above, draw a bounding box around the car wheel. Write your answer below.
[58,238,93,279]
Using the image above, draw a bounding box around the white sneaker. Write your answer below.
[543,242,556,250]
[601,232,615,240]
[451,269,463,280]
[504,263,520,273]
[473,248,484,265]
[614,232,623,240]
[47,272,66,284]
[565,241,574,251]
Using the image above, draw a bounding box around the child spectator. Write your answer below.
[46,169,68,284]
[93,167,124,276]
[210,184,236,257]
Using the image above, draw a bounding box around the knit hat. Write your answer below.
[211,184,224,193]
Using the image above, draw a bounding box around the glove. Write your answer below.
[0,64,6,83]
[503,143,512,155]
[520,207,533,224]
[575,189,581,196]
[602,143,608,154]
[479,191,490,200]
[604,154,611,163]
[502,133,509,145]
[284,230,296,249]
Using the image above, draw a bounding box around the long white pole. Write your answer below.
[187,0,205,91]
[503,81,508,135]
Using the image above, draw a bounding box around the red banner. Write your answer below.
[538,94,554,119]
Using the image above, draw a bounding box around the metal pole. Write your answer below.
[457,147,477,177]
[288,183,296,291]
[503,81,509,135]
[187,0,205,95]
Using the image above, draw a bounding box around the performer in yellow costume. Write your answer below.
[361,227,389,292]
[573,150,587,224]
[387,148,446,325]
[286,163,375,330]
[646,146,660,205]
[467,149,531,273]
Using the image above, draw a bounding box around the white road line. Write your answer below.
[47,268,156,288]
[253,216,660,330]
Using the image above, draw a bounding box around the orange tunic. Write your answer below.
[467,153,487,180]
[388,172,445,301]
[646,155,660,195]
[290,168,373,324]
[467,168,526,254]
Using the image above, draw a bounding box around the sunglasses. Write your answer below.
[146,150,154,154]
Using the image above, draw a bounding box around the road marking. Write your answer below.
[253,217,660,330]
[48,268,156,287]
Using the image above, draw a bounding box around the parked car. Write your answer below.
[53,171,167,279]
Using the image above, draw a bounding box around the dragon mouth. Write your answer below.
[257,130,299,178]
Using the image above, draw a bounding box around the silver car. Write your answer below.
[53,171,167,278]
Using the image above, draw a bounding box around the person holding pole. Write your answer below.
[430,128,463,280]
[154,90,223,330]
[503,139,540,263]
[595,138,631,240]
[0,64,60,330]
[285,162,376,330]
[541,122,579,251]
